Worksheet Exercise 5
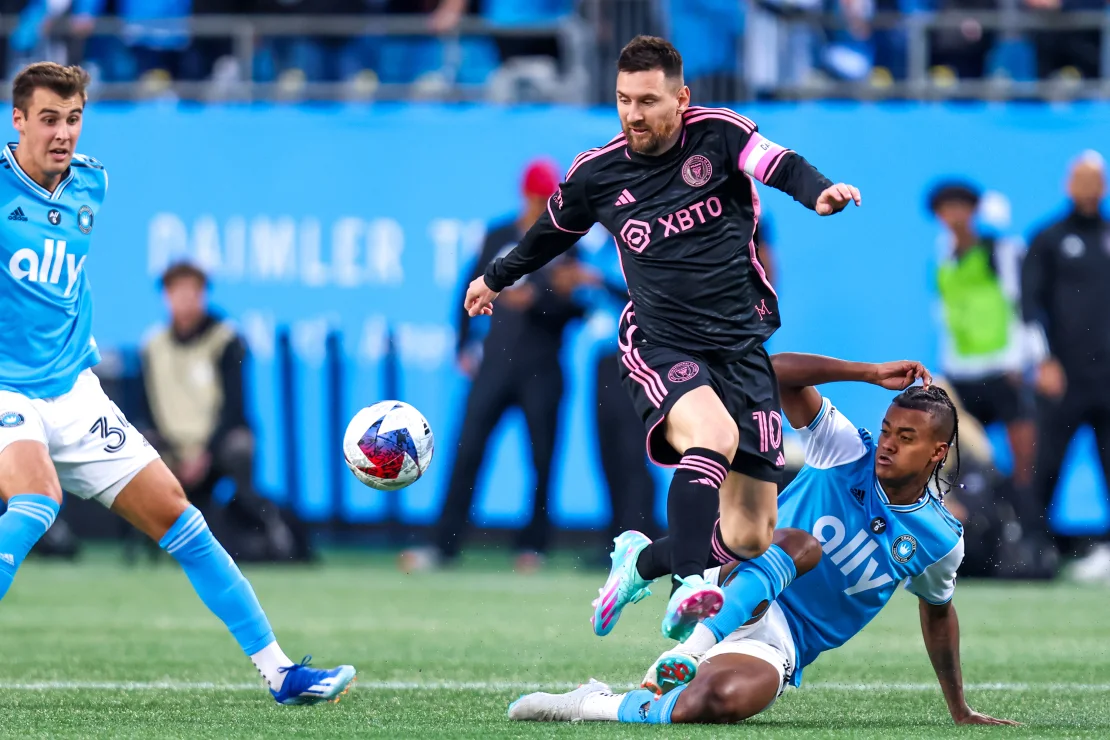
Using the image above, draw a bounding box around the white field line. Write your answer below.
[0,680,1106,693]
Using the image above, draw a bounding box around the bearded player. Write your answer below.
[465,36,861,640]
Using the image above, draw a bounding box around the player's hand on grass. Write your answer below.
[952,708,1021,726]
[870,361,932,391]
[815,183,862,215]
[464,276,499,317]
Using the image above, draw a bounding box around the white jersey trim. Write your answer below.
[904,537,964,605]
[795,397,868,469]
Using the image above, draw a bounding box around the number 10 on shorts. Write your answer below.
[752,410,783,453]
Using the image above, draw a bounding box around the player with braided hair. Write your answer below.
[511,353,1017,728]
[890,384,961,498]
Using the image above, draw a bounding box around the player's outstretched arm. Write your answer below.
[465,220,585,317]
[720,115,859,215]
[771,353,932,429]
[467,171,596,317]
[918,600,1020,726]
[759,149,859,215]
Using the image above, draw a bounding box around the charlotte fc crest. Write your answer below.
[892,534,918,563]
[78,205,94,234]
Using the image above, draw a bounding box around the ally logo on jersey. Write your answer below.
[9,239,86,297]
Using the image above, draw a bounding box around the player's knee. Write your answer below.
[721,516,775,560]
[0,441,63,504]
[697,672,755,723]
[690,422,739,462]
[33,479,64,505]
[773,528,823,576]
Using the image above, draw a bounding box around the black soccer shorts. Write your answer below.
[616,306,784,484]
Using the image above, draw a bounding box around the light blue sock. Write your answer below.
[160,505,275,655]
[703,544,797,642]
[617,686,687,724]
[0,495,59,600]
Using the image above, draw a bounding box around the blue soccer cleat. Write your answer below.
[270,655,357,706]
[591,530,654,637]
[661,574,723,642]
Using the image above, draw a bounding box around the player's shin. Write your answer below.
[668,449,731,581]
[0,495,59,600]
[702,544,796,641]
[159,505,294,688]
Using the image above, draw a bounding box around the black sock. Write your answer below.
[635,520,746,583]
[667,448,731,582]
[635,540,672,582]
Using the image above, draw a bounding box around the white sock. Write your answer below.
[681,623,719,655]
[250,641,295,690]
[579,692,625,721]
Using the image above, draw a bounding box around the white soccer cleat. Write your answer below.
[508,679,611,722]
[1069,543,1110,584]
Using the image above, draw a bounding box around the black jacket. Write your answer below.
[1022,209,1110,382]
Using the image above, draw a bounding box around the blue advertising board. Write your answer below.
[76,102,1110,533]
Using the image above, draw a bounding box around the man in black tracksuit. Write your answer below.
[1022,152,1110,578]
[411,160,590,570]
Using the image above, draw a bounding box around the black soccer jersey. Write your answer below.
[484,106,835,359]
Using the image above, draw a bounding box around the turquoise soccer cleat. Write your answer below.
[591,530,654,637]
[641,649,700,697]
[661,574,723,642]
[270,656,357,706]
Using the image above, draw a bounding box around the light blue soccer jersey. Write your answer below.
[776,397,965,687]
[0,144,106,399]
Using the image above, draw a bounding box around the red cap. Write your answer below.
[522,159,560,198]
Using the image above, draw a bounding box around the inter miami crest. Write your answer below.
[682,155,712,187]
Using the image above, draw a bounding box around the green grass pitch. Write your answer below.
[0,549,1107,739]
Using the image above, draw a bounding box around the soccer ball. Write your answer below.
[343,401,434,491]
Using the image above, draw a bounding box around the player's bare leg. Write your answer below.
[718,471,778,559]
[112,460,355,705]
[657,385,738,639]
[0,440,64,600]
[668,653,782,723]
[508,653,781,725]
[110,458,189,541]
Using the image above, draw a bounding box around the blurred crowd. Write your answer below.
[1,0,1106,99]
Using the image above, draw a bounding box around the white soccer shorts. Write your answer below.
[0,369,160,507]
[700,599,798,709]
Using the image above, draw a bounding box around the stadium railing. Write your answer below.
[763,9,1110,101]
[2,10,1108,102]
[0,14,595,104]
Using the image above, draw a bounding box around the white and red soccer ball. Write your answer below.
[343,401,434,491]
